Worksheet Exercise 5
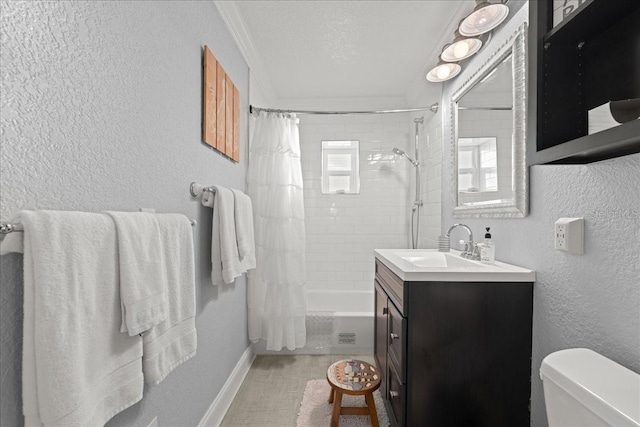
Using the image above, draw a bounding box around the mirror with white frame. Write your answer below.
[451,23,528,218]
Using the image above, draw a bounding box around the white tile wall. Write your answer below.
[299,113,411,292]
[411,111,443,249]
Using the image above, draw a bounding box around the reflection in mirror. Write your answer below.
[458,137,498,195]
[458,54,513,207]
[451,22,528,218]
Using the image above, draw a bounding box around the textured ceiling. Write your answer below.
[233,1,466,101]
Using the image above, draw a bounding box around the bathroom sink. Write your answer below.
[375,248,535,282]
[394,251,485,268]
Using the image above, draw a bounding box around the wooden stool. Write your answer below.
[326,359,381,427]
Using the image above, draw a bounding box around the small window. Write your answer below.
[322,140,360,194]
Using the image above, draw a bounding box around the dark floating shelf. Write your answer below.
[528,0,640,165]
[543,0,638,45]
[533,120,640,165]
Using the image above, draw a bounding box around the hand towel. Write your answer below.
[17,210,143,427]
[105,211,168,336]
[201,186,242,285]
[200,190,224,285]
[230,189,256,271]
[142,214,197,385]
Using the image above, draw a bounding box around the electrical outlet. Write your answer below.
[555,222,567,250]
[555,218,584,254]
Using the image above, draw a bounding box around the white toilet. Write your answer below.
[541,348,640,426]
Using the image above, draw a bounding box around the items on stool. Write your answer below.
[326,359,381,427]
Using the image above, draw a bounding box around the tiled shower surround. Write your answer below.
[413,111,443,250]
[299,112,442,293]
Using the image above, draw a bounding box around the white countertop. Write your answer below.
[375,249,535,282]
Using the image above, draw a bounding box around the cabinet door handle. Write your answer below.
[382,307,388,314]
[390,333,399,340]
[390,390,399,398]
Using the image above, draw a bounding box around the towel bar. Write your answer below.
[190,182,217,198]
[0,222,23,234]
[0,218,197,234]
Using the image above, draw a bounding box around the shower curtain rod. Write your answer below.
[458,106,512,111]
[249,104,439,116]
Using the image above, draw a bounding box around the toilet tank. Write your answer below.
[540,348,640,427]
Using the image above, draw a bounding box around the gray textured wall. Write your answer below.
[441,3,640,426]
[0,2,250,426]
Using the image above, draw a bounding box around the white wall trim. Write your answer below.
[198,345,256,427]
[214,1,278,104]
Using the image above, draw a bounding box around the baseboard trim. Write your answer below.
[198,345,255,427]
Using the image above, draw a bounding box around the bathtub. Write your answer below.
[253,289,374,355]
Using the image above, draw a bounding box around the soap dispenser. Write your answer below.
[480,227,495,264]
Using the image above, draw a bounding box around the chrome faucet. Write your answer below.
[439,224,480,260]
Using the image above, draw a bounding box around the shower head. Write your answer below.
[393,148,418,166]
[392,148,407,157]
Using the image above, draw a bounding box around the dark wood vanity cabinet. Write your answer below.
[374,259,534,426]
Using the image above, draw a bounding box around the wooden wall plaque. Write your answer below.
[203,46,240,162]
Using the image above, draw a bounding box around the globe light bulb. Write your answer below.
[475,10,490,26]
[453,41,470,59]
[436,65,451,80]
[440,30,482,62]
[427,61,461,82]
[459,2,509,36]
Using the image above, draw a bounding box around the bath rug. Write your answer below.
[296,379,390,427]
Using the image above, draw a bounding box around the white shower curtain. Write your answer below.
[247,112,307,351]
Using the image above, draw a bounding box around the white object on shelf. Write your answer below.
[588,103,622,135]
[588,99,640,135]
[553,0,587,28]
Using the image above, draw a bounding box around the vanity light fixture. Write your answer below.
[441,30,483,62]
[426,0,507,84]
[426,60,462,83]
[459,0,509,37]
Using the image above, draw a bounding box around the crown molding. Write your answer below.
[214,1,277,104]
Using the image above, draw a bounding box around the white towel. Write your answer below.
[231,189,256,272]
[201,186,242,285]
[105,211,168,336]
[200,190,222,285]
[142,214,197,385]
[17,210,143,427]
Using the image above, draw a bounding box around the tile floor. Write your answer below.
[221,354,375,427]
